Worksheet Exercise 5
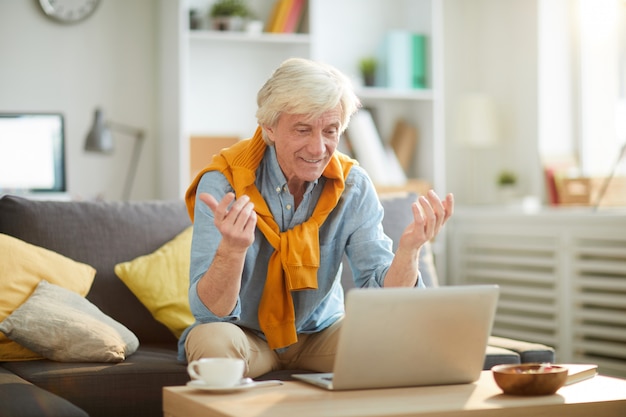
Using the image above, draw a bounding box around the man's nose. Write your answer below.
[307,131,325,154]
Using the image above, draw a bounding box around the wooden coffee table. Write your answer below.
[163,371,626,417]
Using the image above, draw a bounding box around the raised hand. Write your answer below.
[199,192,257,251]
[400,190,454,250]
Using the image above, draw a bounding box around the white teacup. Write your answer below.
[187,358,245,388]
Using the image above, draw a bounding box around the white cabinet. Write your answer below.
[448,208,626,378]
[158,0,444,200]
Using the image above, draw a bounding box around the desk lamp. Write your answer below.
[84,108,145,200]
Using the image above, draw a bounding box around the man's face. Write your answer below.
[265,106,342,186]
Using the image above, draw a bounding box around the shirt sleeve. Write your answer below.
[187,172,241,323]
[341,172,392,288]
[342,169,423,289]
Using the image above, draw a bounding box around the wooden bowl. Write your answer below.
[492,363,568,396]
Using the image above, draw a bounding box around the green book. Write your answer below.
[412,34,427,88]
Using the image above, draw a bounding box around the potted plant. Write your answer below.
[358,57,378,87]
[497,170,518,203]
[497,170,517,187]
[210,0,251,31]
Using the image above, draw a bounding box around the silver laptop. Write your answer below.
[293,285,499,390]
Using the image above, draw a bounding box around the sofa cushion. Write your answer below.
[115,226,195,339]
[488,335,555,364]
[0,196,192,345]
[0,233,96,361]
[2,346,189,417]
[0,280,139,362]
[0,366,89,417]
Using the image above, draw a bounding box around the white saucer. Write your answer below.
[186,378,283,393]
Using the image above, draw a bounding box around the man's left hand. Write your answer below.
[401,190,454,250]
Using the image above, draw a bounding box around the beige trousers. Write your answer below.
[185,319,343,378]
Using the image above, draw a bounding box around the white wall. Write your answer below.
[0,0,158,200]
[444,0,541,205]
[0,0,544,204]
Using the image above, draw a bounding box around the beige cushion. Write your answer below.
[0,280,139,362]
[115,226,195,339]
[0,233,96,361]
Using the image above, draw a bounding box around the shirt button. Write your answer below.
[286,204,292,210]
[276,186,281,193]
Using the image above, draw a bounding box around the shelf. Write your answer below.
[188,30,310,45]
[356,87,435,101]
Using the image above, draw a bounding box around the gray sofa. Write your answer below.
[0,193,554,417]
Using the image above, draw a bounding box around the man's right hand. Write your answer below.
[195,192,256,317]
[199,192,257,252]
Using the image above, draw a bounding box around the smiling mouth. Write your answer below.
[302,157,324,164]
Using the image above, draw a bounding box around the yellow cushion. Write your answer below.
[0,234,96,361]
[114,226,194,339]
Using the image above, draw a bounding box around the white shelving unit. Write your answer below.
[309,0,444,188]
[157,0,447,276]
[159,0,444,192]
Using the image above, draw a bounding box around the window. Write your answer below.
[539,0,626,177]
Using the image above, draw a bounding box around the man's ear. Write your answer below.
[262,125,276,143]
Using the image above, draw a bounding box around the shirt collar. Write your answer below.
[264,146,319,195]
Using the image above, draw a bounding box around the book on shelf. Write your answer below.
[379,30,428,90]
[543,167,560,205]
[345,108,406,187]
[389,119,418,174]
[266,0,307,33]
[265,0,279,32]
[411,34,427,88]
[283,0,306,33]
[273,0,292,32]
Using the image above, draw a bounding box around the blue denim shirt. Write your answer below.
[177,147,422,360]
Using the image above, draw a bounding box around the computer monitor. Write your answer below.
[0,113,66,193]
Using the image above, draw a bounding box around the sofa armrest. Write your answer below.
[488,336,555,364]
[484,345,521,370]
